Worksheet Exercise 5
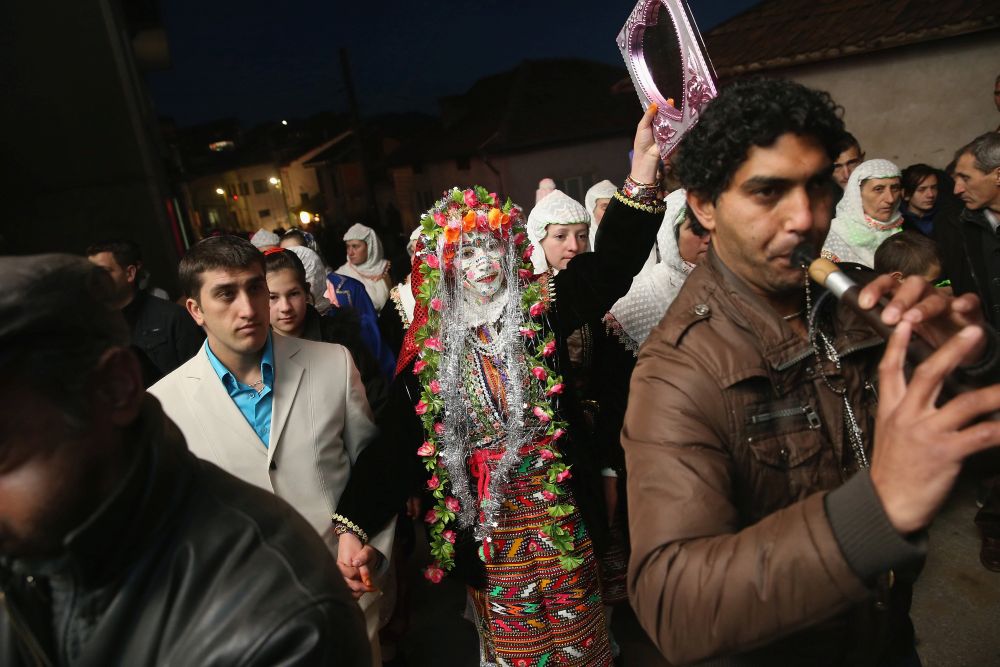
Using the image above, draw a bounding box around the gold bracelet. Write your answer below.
[331,513,369,544]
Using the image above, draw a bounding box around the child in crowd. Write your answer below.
[873,230,948,289]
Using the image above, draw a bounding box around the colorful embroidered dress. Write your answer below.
[461,333,610,666]
[398,187,613,667]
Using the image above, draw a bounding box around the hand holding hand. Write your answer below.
[337,531,379,599]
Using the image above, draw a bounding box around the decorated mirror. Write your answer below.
[617,0,718,161]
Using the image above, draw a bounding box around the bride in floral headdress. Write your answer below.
[392,108,663,666]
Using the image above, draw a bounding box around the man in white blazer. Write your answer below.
[149,236,392,665]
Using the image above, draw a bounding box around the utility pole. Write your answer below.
[339,48,379,226]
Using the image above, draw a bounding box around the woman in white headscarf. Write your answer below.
[527,189,591,274]
[585,180,617,251]
[337,223,392,311]
[822,158,904,268]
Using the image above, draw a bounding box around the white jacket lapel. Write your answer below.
[268,335,305,467]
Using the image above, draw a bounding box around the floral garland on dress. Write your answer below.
[409,186,582,583]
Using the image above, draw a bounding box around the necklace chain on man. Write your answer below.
[804,271,870,470]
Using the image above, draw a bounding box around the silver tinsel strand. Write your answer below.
[432,231,538,543]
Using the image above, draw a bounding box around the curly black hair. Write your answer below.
[673,78,846,202]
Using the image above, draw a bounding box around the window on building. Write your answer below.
[239,182,249,196]
[253,179,267,194]
[258,209,271,218]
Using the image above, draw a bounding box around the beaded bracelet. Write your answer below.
[622,175,660,200]
[614,189,666,215]
[331,513,369,544]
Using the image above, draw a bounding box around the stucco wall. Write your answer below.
[770,30,999,170]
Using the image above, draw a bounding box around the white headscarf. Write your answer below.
[287,245,332,315]
[585,180,617,249]
[606,189,693,354]
[823,159,903,267]
[526,189,590,273]
[250,228,280,250]
[337,223,391,311]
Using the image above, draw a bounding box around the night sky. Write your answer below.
[145,1,760,128]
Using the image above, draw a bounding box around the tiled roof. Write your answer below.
[705,0,1000,77]
[388,59,638,165]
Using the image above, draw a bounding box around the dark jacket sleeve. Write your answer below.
[170,303,206,368]
[551,195,660,335]
[235,601,370,666]
[335,368,425,540]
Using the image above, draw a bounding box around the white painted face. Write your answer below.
[459,233,505,302]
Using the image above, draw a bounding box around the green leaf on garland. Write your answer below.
[558,555,584,571]
[547,504,576,518]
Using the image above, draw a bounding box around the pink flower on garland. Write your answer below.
[542,340,557,357]
[531,366,547,381]
[424,509,438,524]
[444,496,461,512]
[519,327,536,339]
[518,268,534,281]
[539,448,556,461]
[430,297,443,311]
[416,441,436,457]
[513,232,526,246]
[425,253,440,269]
[533,406,551,423]
[433,211,447,227]
[552,428,565,441]
[489,192,499,204]
[442,530,457,544]
[522,245,534,262]
[413,360,428,374]
[529,302,545,317]
[542,490,557,501]
[546,383,564,397]
[427,474,440,490]
[424,565,445,584]
[429,379,442,394]
[415,400,429,415]
[556,469,572,483]
[463,189,478,207]
[434,422,445,435]
[425,337,443,352]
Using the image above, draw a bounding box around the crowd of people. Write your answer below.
[2,75,1000,667]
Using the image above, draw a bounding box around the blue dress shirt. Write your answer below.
[204,333,274,447]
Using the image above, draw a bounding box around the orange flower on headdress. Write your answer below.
[462,211,477,233]
[487,207,502,230]
[444,223,462,244]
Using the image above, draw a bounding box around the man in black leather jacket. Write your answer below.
[0,254,369,666]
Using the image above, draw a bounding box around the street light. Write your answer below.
[299,211,312,225]
[268,177,279,186]
[281,120,288,126]
[215,187,225,195]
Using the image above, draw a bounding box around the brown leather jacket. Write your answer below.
[623,250,926,666]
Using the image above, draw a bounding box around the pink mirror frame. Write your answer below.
[617,0,718,161]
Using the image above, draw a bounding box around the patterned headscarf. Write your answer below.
[823,159,903,267]
[605,189,692,353]
[526,190,591,273]
[287,245,332,314]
